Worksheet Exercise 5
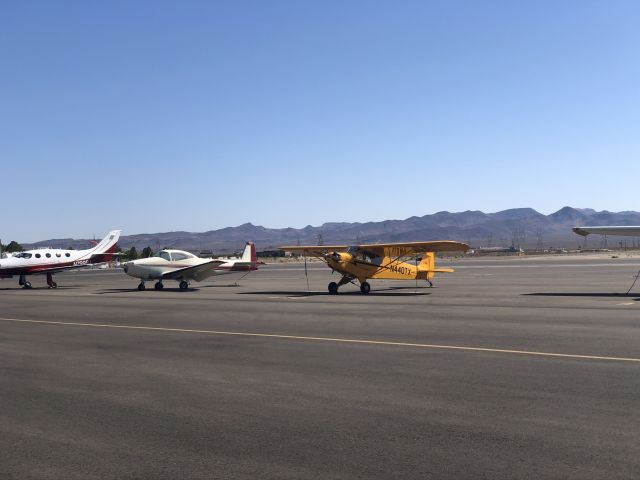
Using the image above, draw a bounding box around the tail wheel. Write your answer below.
[51,282,57,289]
[360,282,371,294]
[328,282,339,294]
[179,281,189,291]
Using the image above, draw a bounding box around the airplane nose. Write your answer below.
[324,252,342,263]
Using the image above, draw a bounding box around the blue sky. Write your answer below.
[1,1,639,241]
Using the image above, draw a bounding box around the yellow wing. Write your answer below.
[358,241,469,257]
[280,241,469,258]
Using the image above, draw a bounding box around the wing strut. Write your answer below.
[414,253,418,293]
[304,253,310,294]
[626,270,640,295]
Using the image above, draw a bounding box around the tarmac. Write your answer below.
[1,256,640,479]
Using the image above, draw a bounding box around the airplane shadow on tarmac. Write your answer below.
[94,288,201,294]
[94,283,246,294]
[525,292,640,301]
[0,286,81,291]
[240,286,434,297]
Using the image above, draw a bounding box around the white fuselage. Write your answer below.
[124,256,208,280]
[123,249,253,281]
[0,248,96,275]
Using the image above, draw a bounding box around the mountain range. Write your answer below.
[23,207,640,253]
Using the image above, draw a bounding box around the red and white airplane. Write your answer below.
[0,230,121,289]
[123,242,259,291]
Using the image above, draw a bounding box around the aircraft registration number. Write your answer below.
[73,260,89,266]
[389,264,411,275]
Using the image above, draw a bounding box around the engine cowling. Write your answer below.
[326,252,352,264]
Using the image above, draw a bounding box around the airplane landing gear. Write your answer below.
[138,282,146,291]
[179,280,189,291]
[360,282,371,294]
[19,274,32,289]
[427,280,434,287]
[154,281,164,290]
[47,272,57,289]
[328,275,353,294]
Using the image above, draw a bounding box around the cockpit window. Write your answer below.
[14,252,33,259]
[171,252,192,261]
[154,251,171,261]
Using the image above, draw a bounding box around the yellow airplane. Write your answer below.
[279,241,469,294]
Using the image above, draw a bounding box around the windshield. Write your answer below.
[13,252,33,258]
[154,251,171,261]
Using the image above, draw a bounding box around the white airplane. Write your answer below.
[573,226,640,237]
[0,230,121,289]
[123,242,259,291]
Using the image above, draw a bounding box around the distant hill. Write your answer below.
[23,207,640,253]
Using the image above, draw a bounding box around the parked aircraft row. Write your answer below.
[1,223,638,294]
[0,231,259,291]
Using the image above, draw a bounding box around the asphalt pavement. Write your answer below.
[1,256,640,479]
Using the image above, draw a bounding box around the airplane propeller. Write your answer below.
[324,252,342,263]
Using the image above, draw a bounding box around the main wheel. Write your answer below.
[179,280,189,291]
[328,282,338,294]
[51,282,57,289]
[154,281,163,290]
[360,282,371,294]
[23,281,32,289]
[138,282,146,291]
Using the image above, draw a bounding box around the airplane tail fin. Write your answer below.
[230,242,260,271]
[240,242,257,263]
[418,252,435,272]
[89,230,122,263]
[418,252,454,277]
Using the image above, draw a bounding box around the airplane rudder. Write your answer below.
[419,252,435,271]
[240,242,256,262]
